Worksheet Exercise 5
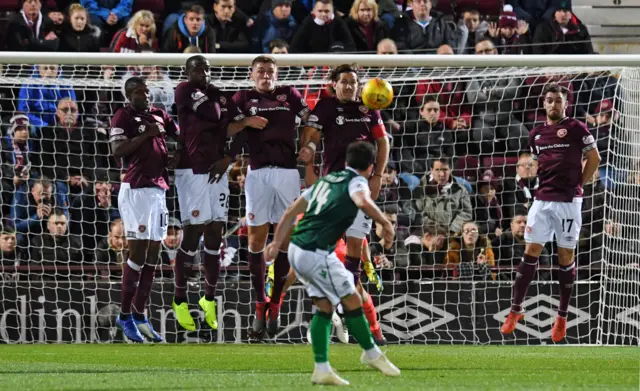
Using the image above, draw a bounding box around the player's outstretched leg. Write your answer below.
[199,222,224,330]
[309,299,350,386]
[132,241,163,342]
[341,294,400,377]
[266,249,290,335]
[552,248,576,342]
[116,241,146,343]
[502,246,542,335]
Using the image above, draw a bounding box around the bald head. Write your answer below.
[377,39,398,55]
[436,44,454,55]
[186,55,208,71]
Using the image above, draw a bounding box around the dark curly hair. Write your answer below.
[327,63,360,95]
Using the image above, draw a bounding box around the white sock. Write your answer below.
[314,362,331,372]
[364,346,382,360]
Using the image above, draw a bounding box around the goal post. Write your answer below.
[0,53,637,345]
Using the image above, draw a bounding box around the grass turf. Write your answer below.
[0,345,637,390]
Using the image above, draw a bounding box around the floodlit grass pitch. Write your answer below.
[0,345,637,390]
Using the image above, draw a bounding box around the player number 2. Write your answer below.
[307,181,331,215]
[562,219,574,232]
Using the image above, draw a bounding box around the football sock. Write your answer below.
[249,250,267,303]
[174,248,196,302]
[132,264,156,318]
[511,254,538,313]
[362,296,380,334]
[343,307,379,357]
[345,256,361,285]
[203,247,221,301]
[269,251,290,318]
[310,311,333,364]
[119,260,141,320]
[558,262,576,318]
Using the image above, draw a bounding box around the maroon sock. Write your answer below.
[120,261,141,316]
[203,248,221,301]
[174,248,195,302]
[269,251,291,318]
[249,250,267,303]
[344,255,362,285]
[132,264,156,316]
[511,254,538,313]
[557,262,576,318]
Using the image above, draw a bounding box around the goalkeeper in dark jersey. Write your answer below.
[265,141,400,386]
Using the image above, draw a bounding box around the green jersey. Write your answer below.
[291,168,369,252]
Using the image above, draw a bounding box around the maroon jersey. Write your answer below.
[174,81,245,174]
[109,105,178,190]
[307,97,386,175]
[232,86,310,170]
[529,117,597,202]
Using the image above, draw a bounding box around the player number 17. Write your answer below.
[307,181,331,215]
[561,218,574,232]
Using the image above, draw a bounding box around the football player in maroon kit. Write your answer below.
[231,55,311,337]
[109,77,180,342]
[501,83,601,342]
[298,64,390,345]
[171,55,268,332]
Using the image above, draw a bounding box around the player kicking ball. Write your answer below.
[109,77,180,342]
[501,83,601,342]
[265,141,400,385]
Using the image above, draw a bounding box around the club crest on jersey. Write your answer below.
[249,107,258,116]
[557,128,567,138]
[138,225,147,233]
[138,125,146,133]
[276,94,287,102]
[191,91,205,100]
[248,213,255,221]
[526,226,532,233]
[219,96,227,105]
[192,210,200,218]
[359,105,369,114]
[336,116,345,125]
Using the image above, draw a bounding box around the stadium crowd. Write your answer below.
[0,0,634,284]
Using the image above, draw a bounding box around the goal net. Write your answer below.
[0,53,637,345]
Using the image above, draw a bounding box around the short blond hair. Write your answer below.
[349,0,379,22]
[127,10,157,38]
[68,3,88,19]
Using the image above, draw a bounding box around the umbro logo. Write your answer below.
[377,295,455,340]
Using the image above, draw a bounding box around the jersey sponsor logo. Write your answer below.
[219,96,227,105]
[138,225,147,233]
[126,231,137,238]
[191,91,205,100]
[359,105,369,114]
[308,114,319,122]
[557,128,567,138]
[109,127,124,136]
[191,210,200,218]
[336,115,371,125]
[583,135,595,144]
[276,94,287,102]
[538,143,570,151]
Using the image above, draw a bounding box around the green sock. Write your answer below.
[343,307,376,351]
[310,311,332,363]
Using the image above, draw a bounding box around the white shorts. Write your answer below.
[245,167,300,226]
[118,183,168,241]
[175,169,229,225]
[288,242,356,306]
[345,209,373,239]
[524,199,583,249]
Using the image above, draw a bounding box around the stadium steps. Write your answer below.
[573,0,640,53]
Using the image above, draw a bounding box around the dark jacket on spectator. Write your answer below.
[532,16,593,55]
[163,17,217,53]
[30,233,84,269]
[501,176,536,223]
[208,12,251,53]
[10,181,68,239]
[589,122,615,165]
[70,194,120,259]
[58,22,101,52]
[390,10,456,54]
[253,9,297,53]
[492,231,551,280]
[493,32,532,55]
[509,0,566,30]
[290,15,355,53]
[578,178,605,269]
[5,11,59,51]
[472,194,503,237]
[401,120,450,177]
[1,248,21,268]
[574,72,618,122]
[345,18,388,52]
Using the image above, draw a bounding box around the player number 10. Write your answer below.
[307,181,331,215]
[561,218,574,232]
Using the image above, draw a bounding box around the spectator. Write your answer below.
[70,174,119,259]
[533,1,593,55]
[39,98,111,192]
[492,208,551,280]
[269,38,289,53]
[370,209,405,266]
[162,1,214,34]
[0,114,35,219]
[404,224,448,279]
[589,99,616,167]
[80,0,132,43]
[46,4,66,32]
[11,177,68,244]
[208,0,251,53]
[508,0,565,32]
[376,38,397,55]
[444,221,495,280]
[401,96,451,179]
[6,0,59,52]
[346,0,389,53]
[501,151,537,222]
[390,0,456,54]
[377,0,400,29]
[121,63,175,115]
[466,39,528,154]
[253,0,297,53]
[487,5,531,55]
[0,225,20,268]
[159,217,185,279]
[58,3,101,53]
[374,161,410,214]
[578,162,606,271]
[290,0,355,53]
[30,208,84,273]
[163,5,218,53]
[109,10,158,53]
[456,8,489,54]
[404,157,472,235]
[472,179,503,238]
[183,45,202,53]
[94,218,127,278]
[574,71,618,127]
[17,64,76,128]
